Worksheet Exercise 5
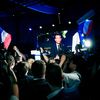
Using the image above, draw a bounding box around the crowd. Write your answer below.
[0,33,100,100]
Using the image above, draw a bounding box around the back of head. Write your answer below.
[46,63,62,87]
[31,60,46,78]
[27,58,35,69]
[14,61,28,78]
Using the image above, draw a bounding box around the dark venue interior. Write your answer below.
[0,0,99,54]
[0,0,100,100]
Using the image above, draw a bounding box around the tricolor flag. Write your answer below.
[78,19,93,48]
[83,19,93,36]
[78,19,93,36]
[0,27,12,49]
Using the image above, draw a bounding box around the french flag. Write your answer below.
[0,27,12,49]
[83,19,93,36]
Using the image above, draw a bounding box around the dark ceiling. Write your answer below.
[0,0,99,32]
[0,0,99,36]
[0,0,99,51]
[0,0,99,19]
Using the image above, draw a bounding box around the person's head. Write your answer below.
[31,60,46,78]
[6,54,15,69]
[46,63,63,88]
[15,55,23,64]
[54,33,62,44]
[69,55,78,72]
[27,58,35,69]
[48,57,55,64]
[14,61,29,78]
[68,60,77,72]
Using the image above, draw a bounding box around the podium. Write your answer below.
[31,50,41,60]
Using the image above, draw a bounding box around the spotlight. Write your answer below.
[81,33,84,37]
[52,24,55,27]
[29,28,32,31]
[84,39,92,48]
[39,26,42,29]
[46,32,49,35]
[58,13,60,15]
[86,19,89,22]
[68,21,71,24]
[82,39,85,43]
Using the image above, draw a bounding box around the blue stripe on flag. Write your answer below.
[83,20,93,35]
[0,27,3,43]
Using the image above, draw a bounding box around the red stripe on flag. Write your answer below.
[87,21,93,35]
[4,33,12,49]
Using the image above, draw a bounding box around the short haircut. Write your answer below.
[31,60,46,78]
[54,32,62,38]
[46,63,62,87]
[14,61,28,77]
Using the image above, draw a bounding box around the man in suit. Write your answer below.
[50,33,66,67]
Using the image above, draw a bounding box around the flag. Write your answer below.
[0,27,12,49]
[72,32,80,53]
[83,20,93,35]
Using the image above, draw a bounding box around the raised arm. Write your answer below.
[40,47,49,63]
[13,45,26,60]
